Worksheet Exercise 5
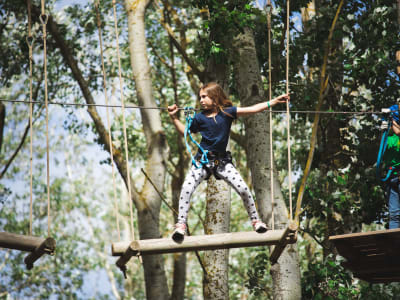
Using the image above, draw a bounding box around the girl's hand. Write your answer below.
[271,93,290,106]
[168,104,179,119]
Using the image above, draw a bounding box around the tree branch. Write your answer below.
[154,0,204,81]
[230,130,246,150]
[294,0,345,223]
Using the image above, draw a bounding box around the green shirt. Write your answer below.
[384,134,400,173]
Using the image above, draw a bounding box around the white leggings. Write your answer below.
[177,162,260,224]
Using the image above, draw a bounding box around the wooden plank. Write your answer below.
[329,228,400,241]
[0,232,46,252]
[330,228,400,283]
[270,222,298,265]
[112,229,287,257]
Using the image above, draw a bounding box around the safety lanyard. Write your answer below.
[377,120,393,182]
[184,107,209,169]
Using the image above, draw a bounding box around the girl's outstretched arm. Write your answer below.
[168,104,186,136]
[236,94,290,117]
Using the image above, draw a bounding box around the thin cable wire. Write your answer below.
[0,98,390,115]
[286,0,293,221]
[40,0,51,237]
[95,0,120,241]
[266,0,274,230]
[112,0,135,242]
[27,0,34,236]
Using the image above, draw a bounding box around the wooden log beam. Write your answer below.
[0,232,46,252]
[113,229,287,256]
[0,232,56,269]
[113,229,297,272]
[24,237,56,270]
[270,222,298,265]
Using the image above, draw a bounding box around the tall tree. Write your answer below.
[124,0,170,298]
[232,26,301,299]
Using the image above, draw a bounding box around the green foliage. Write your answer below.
[302,254,358,299]
[2,0,400,298]
[245,248,272,298]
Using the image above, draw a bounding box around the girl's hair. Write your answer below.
[200,82,234,117]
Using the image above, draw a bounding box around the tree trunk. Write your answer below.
[232,27,301,300]
[203,176,230,300]
[124,0,170,299]
[201,41,231,300]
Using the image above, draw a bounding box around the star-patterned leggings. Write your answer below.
[177,162,260,224]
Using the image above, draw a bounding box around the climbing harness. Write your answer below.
[183,107,209,169]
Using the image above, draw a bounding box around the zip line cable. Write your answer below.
[0,98,391,115]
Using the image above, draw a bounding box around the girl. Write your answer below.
[168,82,289,242]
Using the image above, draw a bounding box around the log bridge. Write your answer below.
[112,223,297,274]
[0,232,56,270]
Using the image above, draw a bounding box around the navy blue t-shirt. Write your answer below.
[190,106,237,153]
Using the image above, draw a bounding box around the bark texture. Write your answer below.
[203,175,230,300]
[232,27,301,299]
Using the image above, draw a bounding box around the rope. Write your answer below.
[294,0,345,223]
[184,108,209,168]
[40,0,51,237]
[140,168,210,277]
[285,0,293,221]
[112,0,135,243]
[95,0,120,241]
[266,0,274,230]
[27,0,34,236]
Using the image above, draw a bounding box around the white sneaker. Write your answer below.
[252,220,268,233]
[172,223,187,242]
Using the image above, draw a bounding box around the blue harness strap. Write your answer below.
[184,107,209,169]
[376,119,398,182]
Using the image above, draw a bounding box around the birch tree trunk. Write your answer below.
[124,1,170,299]
[232,27,301,300]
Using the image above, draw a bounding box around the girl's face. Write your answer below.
[199,89,215,110]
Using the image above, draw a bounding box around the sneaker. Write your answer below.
[172,222,187,243]
[252,220,268,233]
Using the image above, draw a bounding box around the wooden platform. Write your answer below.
[329,228,400,283]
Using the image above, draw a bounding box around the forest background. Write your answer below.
[1,0,400,299]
